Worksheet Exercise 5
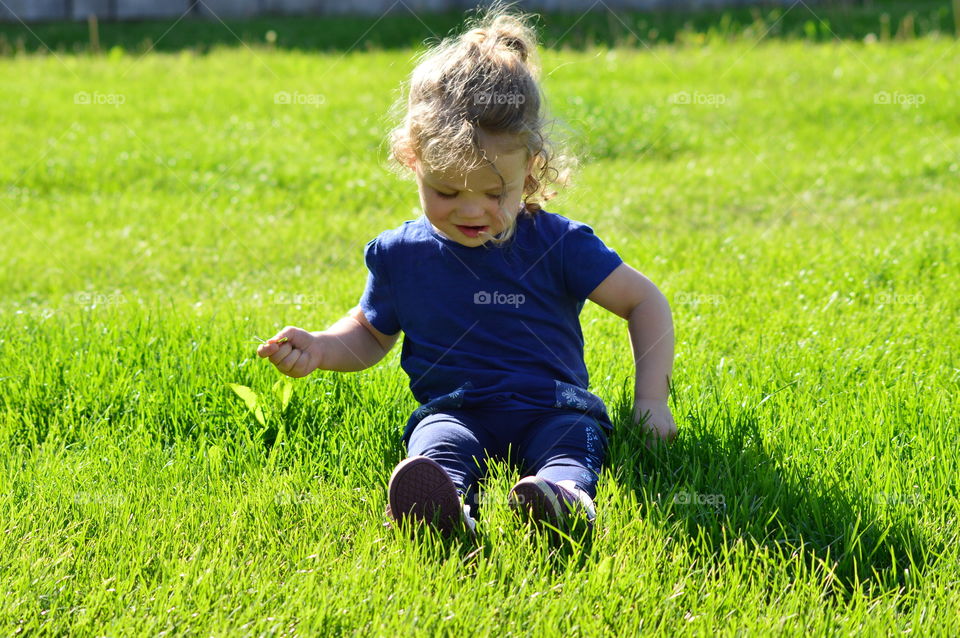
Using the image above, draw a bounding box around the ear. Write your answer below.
[397,146,418,172]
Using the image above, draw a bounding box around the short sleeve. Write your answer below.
[358,237,401,336]
[561,221,624,300]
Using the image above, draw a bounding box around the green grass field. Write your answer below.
[1,8,959,636]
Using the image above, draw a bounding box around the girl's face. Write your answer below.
[413,136,534,247]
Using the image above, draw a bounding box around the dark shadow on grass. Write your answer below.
[608,397,935,600]
[0,3,951,57]
[254,370,935,587]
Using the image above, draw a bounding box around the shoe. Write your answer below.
[387,456,477,537]
[508,476,596,528]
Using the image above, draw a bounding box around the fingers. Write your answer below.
[264,343,313,377]
[257,341,290,358]
[257,342,278,358]
[256,327,297,356]
[644,431,671,450]
[285,353,314,378]
[275,348,302,375]
[642,423,677,450]
[267,343,293,367]
[254,326,316,378]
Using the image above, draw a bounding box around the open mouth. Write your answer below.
[456,225,489,238]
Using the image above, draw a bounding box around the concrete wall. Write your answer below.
[0,0,810,22]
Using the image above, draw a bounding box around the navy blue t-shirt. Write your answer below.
[359,209,624,440]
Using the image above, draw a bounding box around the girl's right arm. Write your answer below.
[256,306,400,377]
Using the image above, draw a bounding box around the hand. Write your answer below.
[256,326,323,378]
[633,399,677,446]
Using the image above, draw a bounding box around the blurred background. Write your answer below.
[1,1,873,22]
[0,1,954,49]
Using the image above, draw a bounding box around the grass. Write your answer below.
[2,10,959,636]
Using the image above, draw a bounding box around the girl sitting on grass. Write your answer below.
[257,6,676,537]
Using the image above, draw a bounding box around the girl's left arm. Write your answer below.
[588,263,677,444]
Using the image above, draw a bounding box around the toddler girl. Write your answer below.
[257,7,676,537]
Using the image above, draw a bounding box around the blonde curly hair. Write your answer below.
[387,3,574,245]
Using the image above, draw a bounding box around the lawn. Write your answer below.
[1,7,958,636]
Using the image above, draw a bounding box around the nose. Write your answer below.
[456,199,486,221]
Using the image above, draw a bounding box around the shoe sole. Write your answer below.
[508,476,563,526]
[388,456,463,535]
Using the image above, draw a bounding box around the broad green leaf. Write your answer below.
[274,378,294,410]
[228,383,266,426]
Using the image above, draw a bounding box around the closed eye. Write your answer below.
[433,188,503,200]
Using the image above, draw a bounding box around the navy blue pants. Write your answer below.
[405,406,610,513]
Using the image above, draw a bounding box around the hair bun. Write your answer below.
[495,34,528,61]
[464,20,530,63]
